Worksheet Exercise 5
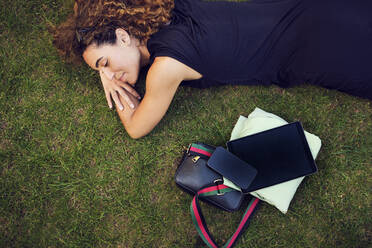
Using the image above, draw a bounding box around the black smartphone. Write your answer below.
[207,147,257,191]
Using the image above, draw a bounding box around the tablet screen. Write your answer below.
[226,122,317,192]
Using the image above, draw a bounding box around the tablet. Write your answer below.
[226,122,317,192]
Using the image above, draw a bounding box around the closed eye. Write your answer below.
[97,58,108,69]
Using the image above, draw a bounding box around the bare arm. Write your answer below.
[115,57,201,139]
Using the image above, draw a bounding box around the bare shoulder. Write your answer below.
[148,57,202,83]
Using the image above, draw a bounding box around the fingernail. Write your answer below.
[119,106,123,111]
[130,104,134,109]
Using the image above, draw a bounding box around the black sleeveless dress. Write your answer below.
[147,0,372,100]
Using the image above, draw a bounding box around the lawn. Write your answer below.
[0,0,371,247]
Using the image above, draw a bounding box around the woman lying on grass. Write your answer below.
[53,0,372,139]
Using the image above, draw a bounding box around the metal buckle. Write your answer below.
[213,179,223,184]
[192,156,200,163]
[213,179,225,196]
[186,143,192,154]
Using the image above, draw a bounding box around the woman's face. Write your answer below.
[83,29,141,85]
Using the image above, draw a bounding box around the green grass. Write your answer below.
[1,0,371,247]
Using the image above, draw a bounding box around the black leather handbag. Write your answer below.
[175,142,260,248]
[175,142,244,211]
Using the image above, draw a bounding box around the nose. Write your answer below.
[101,68,115,80]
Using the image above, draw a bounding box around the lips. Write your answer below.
[118,73,126,82]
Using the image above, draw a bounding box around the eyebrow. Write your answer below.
[95,57,103,68]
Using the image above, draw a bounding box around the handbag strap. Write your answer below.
[189,143,214,157]
[190,184,260,248]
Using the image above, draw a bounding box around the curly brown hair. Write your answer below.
[52,0,174,64]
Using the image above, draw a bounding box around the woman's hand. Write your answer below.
[99,70,141,110]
